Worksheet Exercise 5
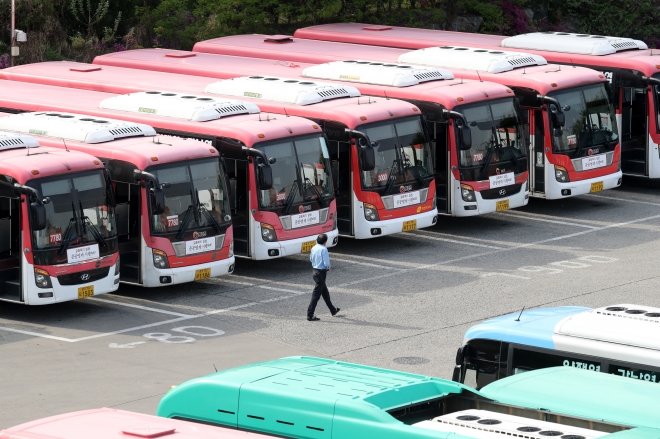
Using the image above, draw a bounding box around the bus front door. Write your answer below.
[620,86,648,176]
[0,196,21,302]
[530,110,546,195]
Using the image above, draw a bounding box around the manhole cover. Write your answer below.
[393,356,429,365]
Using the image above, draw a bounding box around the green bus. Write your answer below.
[157,357,660,439]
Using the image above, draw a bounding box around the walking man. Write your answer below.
[307,233,340,321]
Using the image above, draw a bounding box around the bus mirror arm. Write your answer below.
[539,96,566,129]
[14,185,48,231]
[345,129,376,171]
[243,147,276,165]
[14,184,49,204]
[243,148,274,190]
[643,76,660,88]
[442,111,472,151]
[134,170,167,215]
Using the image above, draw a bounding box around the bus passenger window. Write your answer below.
[512,348,601,374]
[608,363,660,383]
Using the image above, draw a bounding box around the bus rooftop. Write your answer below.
[157,356,660,438]
[0,408,278,439]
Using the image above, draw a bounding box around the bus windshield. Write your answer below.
[358,117,433,193]
[550,83,618,157]
[150,158,230,236]
[457,98,527,177]
[29,169,116,256]
[255,135,334,212]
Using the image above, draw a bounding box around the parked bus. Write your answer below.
[188,34,622,199]
[294,24,660,180]
[156,356,660,438]
[0,408,278,439]
[454,303,660,390]
[0,131,119,304]
[0,80,337,260]
[0,112,234,287]
[6,63,437,236]
[85,55,530,215]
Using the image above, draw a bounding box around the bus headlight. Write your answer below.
[152,249,169,269]
[34,268,52,289]
[363,203,379,221]
[461,184,475,202]
[555,165,569,182]
[261,223,277,242]
[114,257,120,276]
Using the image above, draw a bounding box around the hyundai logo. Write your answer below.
[499,189,507,196]
[81,273,90,281]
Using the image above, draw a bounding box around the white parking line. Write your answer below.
[90,298,194,317]
[406,232,503,249]
[0,326,74,342]
[496,212,597,229]
[331,257,405,270]
[588,193,660,207]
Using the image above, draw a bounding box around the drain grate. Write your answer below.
[393,356,430,365]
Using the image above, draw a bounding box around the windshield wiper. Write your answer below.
[79,201,107,249]
[194,191,223,233]
[175,204,194,240]
[58,202,80,255]
[304,177,327,208]
[481,127,502,172]
[384,160,398,194]
[283,181,299,215]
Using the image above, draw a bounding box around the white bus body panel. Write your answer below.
[252,222,338,260]
[544,153,621,199]
[22,253,119,305]
[452,177,528,217]
[352,191,437,239]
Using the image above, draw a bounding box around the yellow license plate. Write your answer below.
[195,268,211,281]
[403,220,417,232]
[301,240,316,253]
[77,285,94,299]
[591,181,604,193]
[496,200,510,211]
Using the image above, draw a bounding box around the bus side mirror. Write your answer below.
[551,109,565,129]
[458,125,472,150]
[150,188,166,215]
[360,146,376,172]
[257,164,273,190]
[30,202,47,231]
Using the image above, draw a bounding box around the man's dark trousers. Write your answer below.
[307,269,337,318]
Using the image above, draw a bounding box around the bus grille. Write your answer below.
[480,184,521,200]
[57,267,110,286]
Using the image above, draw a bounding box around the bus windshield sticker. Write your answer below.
[489,172,515,189]
[67,244,100,264]
[567,135,577,146]
[276,192,286,202]
[377,172,388,182]
[473,152,484,161]
[167,216,179,228]
[49,233,62,243]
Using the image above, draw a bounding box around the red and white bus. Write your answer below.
[188,35,622,199]
[0,131,119,304]
[0,408,277,439]
[295,24,658,180]
[6,62,437,236]
[87,54,529,215]
[0,112,234,287]
[0,80,336,260]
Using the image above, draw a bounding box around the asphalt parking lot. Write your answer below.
[3,180,660,427]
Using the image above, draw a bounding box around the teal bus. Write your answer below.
[157,357,660,439]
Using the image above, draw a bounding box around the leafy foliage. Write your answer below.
[0,0,656,65]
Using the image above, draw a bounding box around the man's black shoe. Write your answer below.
[332,308,341,316]
[307,316,320,321]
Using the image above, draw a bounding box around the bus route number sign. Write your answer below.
[67,244,100,264]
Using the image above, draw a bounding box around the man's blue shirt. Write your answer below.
[310,244,331,270]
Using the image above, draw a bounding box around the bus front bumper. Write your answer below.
[143,254,236,288]
[454,184,528,216]
[253,228,339,260]
[25,263,120,305]
[546,171,622,200]
[354,208,438,239]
